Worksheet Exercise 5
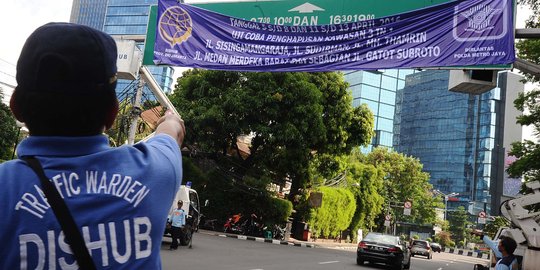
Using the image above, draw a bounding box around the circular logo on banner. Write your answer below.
[404,201,412,209]
[478,211,487,218]
[159,6,193,48]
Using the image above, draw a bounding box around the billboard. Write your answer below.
[150,0,514,71]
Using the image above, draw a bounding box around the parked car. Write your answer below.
[430,242,442,253]
[410,239,433,259]
[357,232,411,270]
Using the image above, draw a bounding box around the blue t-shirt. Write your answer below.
[0,134,182,269]
[168,208,186,228]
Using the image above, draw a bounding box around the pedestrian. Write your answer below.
[168,200,187,250]
[0,22,185,269]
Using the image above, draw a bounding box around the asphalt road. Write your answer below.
[160,232,488,270]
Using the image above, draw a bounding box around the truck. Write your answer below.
[474,181,540,270]
[164,184,201,247]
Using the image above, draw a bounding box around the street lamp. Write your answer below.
[434,190,459,221]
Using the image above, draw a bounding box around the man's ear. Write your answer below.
[104,98,119,130]
[9,88,24,122]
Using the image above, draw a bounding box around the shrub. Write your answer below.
[307,187,356,238]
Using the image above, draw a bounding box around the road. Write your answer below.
[160,232,487,270]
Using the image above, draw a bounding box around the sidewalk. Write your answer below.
[198,229,357,250]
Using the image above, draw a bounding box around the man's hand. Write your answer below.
[155,110,185,146]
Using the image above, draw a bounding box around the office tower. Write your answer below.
[344,70,414,152]
[394,70,523,215]
[69,0,108,31]
[70,0,175,97]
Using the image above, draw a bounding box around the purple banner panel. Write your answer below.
[154,0,514,71]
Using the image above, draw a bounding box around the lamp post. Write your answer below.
[434,190,459,221]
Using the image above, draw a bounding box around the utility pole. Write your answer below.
[127,78,144,145]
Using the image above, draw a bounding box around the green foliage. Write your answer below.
[434,231,453,247]
[170,70,374,201]
[344,151,385,234]
[364,148,443,226]
[0,88,18,160]
[511,3,540,192]
[265,197,293,224]
[191,163,292,225]
[507,91,540,184]
[426,237,432,242]
[448,206,471,244]
[483,216,510,238]
[307,186,356,238]
[412,235,419,240]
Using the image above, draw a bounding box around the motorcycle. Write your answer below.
[272,224,286,241]
[223,214,244,234]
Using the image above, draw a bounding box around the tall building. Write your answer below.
[69,0,108,30]
[344,70,414,152]
[70,0,175,97]
[394,70,523,215]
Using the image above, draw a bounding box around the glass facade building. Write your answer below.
[70,0,108,30]
[344,70,414,152]
[394,70,522,214]
[70,0,175,98]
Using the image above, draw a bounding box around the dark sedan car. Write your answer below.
[430,242,442,253]
[357,232,411,270]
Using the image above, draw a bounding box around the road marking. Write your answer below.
[318,261,339,264]
[437,268,443,270]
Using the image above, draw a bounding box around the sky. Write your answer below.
[0,1,537,140]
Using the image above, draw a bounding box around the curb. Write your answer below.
[216,234,316,248]
[443,247,490,259]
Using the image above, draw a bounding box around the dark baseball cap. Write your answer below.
[16,22,118,93]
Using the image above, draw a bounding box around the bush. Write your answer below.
[307,187,356,238]
[412,235,420,240]
[426,237,432,242]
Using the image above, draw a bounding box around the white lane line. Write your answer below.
[249,269,264,270]
[437,268,443,270]
[318,261,339,264]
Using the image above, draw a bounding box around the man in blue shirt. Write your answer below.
[473,230,519,270]
[0,22,185,269]
[168,200,186,250]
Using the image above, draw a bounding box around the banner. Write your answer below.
[153,0,514,71]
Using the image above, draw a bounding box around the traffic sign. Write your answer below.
[385,214,392,221]
[404,201,412,209]
[143,0,512,70]
[193,0,451,26]
[478,211,487,218]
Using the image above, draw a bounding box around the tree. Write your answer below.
[508,1,540,191]
[344,151,385,235]
[363,147,443,226]
[0,88,18,161]
[170,70,374,202]
[447,206,471,245]
[483,216,510,238]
